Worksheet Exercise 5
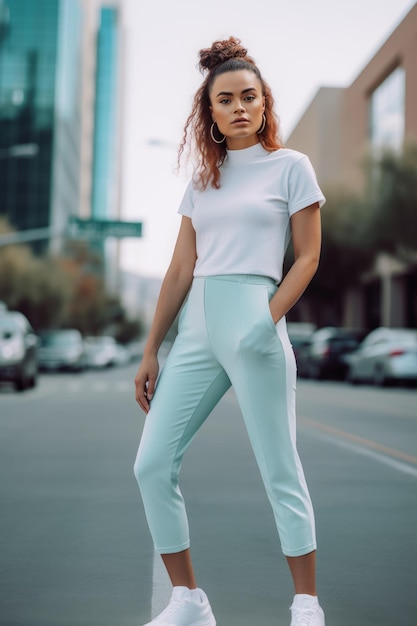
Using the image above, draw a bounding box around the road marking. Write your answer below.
[151,549,171,619]
[300,416,417,478]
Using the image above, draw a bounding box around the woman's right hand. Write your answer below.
[134,353,159,414]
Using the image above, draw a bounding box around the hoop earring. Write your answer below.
[210,122,226,144]
[257,114,266,134]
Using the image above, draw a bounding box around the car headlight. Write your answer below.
[1,338,25,361]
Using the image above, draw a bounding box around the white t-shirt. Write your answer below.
[178,143,325,283]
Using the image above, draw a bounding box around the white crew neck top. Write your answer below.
[178,143,325,283]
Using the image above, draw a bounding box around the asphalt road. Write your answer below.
[1,363,416,626]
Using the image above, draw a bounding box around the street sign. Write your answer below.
[67,217,143,240]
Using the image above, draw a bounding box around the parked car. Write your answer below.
[287,322,316,377]
[346,327,417,386]
[126,339,145,362]
[303,326,368,380]
[0,310,39,391]
[114,343,131,367]
[84,336,120,368]
[38,329,86,372]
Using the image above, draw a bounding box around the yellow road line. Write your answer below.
[299,416,417,467]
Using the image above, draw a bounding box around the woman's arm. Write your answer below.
[134,216,197,412]
[269,203,321,324]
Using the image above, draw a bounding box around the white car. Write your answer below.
[0,310,38,391]
[346,327,417,386]
[84,336,120,368]
[38,329,86,372]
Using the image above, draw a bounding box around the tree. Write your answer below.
[362,143,417,260]
[285,187,374,325]
[0,219,144,336]
[315,188,373,292]
[0,218,71,329]
[114,318,145,345]
[289,142,417,327]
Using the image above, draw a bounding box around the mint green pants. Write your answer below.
[134,275,316,557]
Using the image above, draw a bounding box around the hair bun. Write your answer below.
[199,36,253,72]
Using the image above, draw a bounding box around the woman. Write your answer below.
[134,37,326,626]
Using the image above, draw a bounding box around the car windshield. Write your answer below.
[0,317,17,336]
[41,332,80,346]
[331,335,363,346]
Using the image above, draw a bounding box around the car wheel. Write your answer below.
[14,371,28,392]
[29,372,38,388]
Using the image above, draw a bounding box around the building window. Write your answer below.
[369,66,405,153]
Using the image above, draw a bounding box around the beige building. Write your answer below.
[342,3,417,191]
[284,87,345,191]
[286,3,417,329]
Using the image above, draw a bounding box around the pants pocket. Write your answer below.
[262,285,279,331]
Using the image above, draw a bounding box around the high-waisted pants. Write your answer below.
[134,275,316,557]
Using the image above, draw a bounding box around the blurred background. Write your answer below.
[1,2,417,626]
[0,0,416,338]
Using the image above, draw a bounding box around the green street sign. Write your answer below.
[68,217,143,239]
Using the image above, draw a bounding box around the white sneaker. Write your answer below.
[142,586,216,626]
[290,594,325,626]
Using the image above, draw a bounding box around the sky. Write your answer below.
[120,0,416,279]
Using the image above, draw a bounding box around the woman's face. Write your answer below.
[209,69,265,150]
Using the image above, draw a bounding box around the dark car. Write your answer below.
[303,326,368,380]
[287,322,316,377]
[0,310,39,391]
[38,329,86,372]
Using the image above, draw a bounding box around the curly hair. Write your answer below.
[178,37,283,190]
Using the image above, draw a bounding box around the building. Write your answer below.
[79,0,125,293]
[286,3,417,329]
[91,6,122,221]
[0,0,82,254]
[0,0,126,294]
[283,86,345,192]
[79,0,124,223]
[342,4,417,192]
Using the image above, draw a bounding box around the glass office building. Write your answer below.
[91,6,119,220]
[0,0,81,252]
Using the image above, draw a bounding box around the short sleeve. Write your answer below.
[287,155,326,216]
[177,180,194,217]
